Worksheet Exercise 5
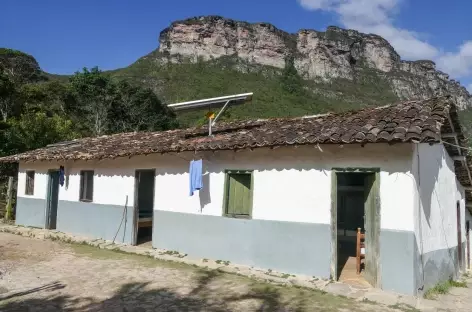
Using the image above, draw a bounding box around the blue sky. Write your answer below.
[1,0,471,90]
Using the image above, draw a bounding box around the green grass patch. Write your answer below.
[388,303,420,312]
[68,242,193,271]
[424,279,468,299]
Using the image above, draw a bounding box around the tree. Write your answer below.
[280,56,303,94]
[109,80,178,133]
[19,80,73,116]
[0,69,16,121]
[69,68,177,136]
[1,112,76,155]
[69,67,116,136]
[0,48,47,84]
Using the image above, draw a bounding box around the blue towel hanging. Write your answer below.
[189,159,203,196]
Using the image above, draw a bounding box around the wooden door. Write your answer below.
[466,221,470,270]
[363,173,380,287]
[457,202,463,269]
[132,171,140,246]
[46,171,59,229]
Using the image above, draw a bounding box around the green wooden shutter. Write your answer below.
[226,172,252,217]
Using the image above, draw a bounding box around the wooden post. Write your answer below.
[5,176,13,221]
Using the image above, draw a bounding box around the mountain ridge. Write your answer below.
[155,15,471,109]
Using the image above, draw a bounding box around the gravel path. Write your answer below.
[0,233,410,311]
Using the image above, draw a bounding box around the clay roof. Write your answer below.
[0,97,466,161]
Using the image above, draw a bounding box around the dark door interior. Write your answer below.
[134,170,155,245]
[46,170,60,229]
[335,172,379,287]
[336,173,365,279]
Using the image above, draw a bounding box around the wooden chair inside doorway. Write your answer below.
[356,228,365,274]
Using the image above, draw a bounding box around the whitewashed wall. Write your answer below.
[18,162,51,200]
[414,143,466,255]
[18,143,417,228]
[18,161,136,206]
[153,144,416,228]
[58,164,135,207]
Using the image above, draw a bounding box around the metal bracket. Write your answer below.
[208,100,231,136]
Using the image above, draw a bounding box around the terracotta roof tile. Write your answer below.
[0,97,465,170]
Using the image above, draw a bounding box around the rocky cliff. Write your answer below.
[158,16,471,109]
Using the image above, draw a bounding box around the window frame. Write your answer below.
[25,170,35,196]
[222,169,254,219]
[79,170,94,202]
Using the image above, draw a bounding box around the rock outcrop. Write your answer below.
[158,16,471,109]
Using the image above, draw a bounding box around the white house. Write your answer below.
[2,97,471,296]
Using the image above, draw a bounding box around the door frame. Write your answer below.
[457,201,463,270]
[45,169,60,230]
[330,168,381,286]
[466,220,470,270]
[132,169,156,246]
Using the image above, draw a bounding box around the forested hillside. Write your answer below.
[112,52,399,126]
[0,48,178,207]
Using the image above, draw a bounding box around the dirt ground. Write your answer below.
[0,233,415,312]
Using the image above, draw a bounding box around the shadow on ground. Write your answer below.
[0,269,350,312]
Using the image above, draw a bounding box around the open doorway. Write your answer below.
[134,169,155,246]
[331,170,380,288]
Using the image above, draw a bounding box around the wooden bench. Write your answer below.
[356,227,365,275]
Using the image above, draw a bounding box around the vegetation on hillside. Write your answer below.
[111,52,400,126]
[0,49,177,152]
[0,48,178,209]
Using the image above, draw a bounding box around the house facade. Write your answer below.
[5,97,472,296]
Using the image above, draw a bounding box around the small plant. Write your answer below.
[424,278,466,299]
[4,202,13,221]
[450,280,467,288]
[202,258,208,263]
[361,298,376,305]
[281,273,291,279]
[163,250,179,255]
[388,303,420,312]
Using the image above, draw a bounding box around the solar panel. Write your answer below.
[167,93,253,135]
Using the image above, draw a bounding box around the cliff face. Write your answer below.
[158,16,471,109]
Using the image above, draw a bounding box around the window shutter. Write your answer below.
[25,171,35,195]
[227,175,237,215]
[79,170,94,201]
[86,172,94,201]
[225,171,253,218]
